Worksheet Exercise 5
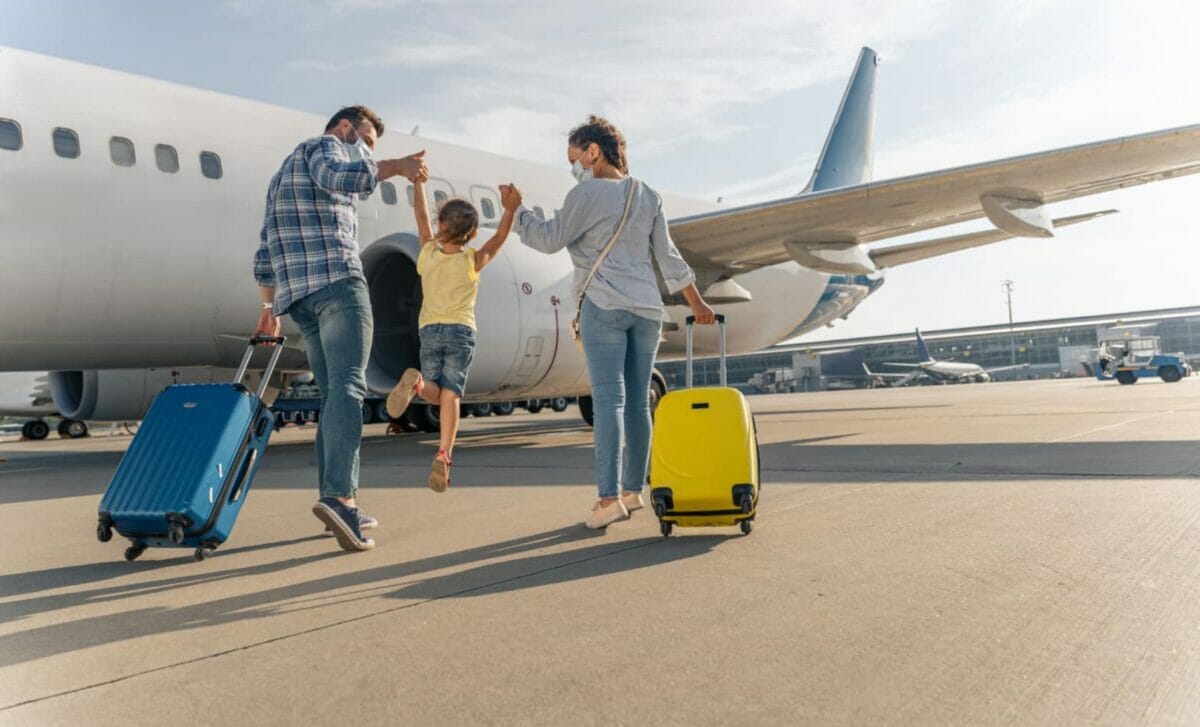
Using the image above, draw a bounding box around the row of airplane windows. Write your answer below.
[0,117,223,179]
[0,117,546,220]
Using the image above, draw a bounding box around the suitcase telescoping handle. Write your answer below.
[234,336,286,399]
[684,314,727,389]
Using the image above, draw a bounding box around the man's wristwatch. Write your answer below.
[261,302,273,311]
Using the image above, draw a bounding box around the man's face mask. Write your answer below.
[346,126,373,160]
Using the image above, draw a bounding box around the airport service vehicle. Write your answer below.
[651,316,760,537]
[3,47,1200,433]
[1092,336,1190,385]
[749,367,798,394]
[98,339,283,562]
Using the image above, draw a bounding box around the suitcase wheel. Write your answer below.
[124,544,146,561]
[194,545,216,562]
[740,520,753,536]
[167,523,186,545]
[660,520,673,537]
[96,522,113,543]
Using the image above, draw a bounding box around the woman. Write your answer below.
[511,116,716,529]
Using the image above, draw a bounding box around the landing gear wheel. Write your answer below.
[526,401,544,414]
[23,420,50,441]
[579,396,594,427]
[124,544,146,561]
[494,401,515,416]
[740,520,753,535]
[60,419,89,438]
[415,405,441,434]
[167,523,186,545]
[397,407,422,432]
[97,522,113,542]
[550,397,569,413]
[660,520,673,537]
[194,545,216,561]
[473,402,493,417]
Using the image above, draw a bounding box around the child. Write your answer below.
[386,177,520,491]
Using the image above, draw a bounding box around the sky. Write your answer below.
[3,0,1199,342]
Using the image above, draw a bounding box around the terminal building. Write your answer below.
[657,305,1200,392]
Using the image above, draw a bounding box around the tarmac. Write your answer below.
[2,377,1200,725]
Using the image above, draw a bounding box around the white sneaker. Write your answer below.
[585,499,629,529]
[620,492,645,514]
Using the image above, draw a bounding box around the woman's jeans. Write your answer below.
[287,278,374,500]
[580,297,662,499]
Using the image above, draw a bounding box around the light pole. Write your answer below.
[1002,280,1015,367]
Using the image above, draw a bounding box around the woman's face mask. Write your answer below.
[570,145,594,183]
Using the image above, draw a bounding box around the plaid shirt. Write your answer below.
[254,134,379,315]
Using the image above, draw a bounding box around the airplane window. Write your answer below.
[199,151,222,179]
[381,181,398,205]
[109,137,136,167]
[480,197,495,219]
[433,190,448,209]
[155,144,179,173]
[0,119,20,151]
[52,128,80,158]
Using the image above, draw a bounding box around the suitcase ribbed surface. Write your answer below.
[100,384,255,529]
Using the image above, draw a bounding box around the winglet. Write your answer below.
[803,47,879,193]
[915,328,933,363]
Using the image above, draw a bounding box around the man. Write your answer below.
[253,105,427,552]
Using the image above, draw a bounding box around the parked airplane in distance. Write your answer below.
[874,329,1030,384]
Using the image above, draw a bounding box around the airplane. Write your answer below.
[879,329,1031,383]
[1,45,1198,428]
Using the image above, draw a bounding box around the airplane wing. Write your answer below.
[669,124,1200,272]
[881,362,922,368]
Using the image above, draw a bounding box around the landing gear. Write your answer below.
[414,405,440,433]
[22,420,50,440]
[526,400,545,414]
[550,397,570,413]
[493,401,516,416]
[471,402,494,417]
[579,396,594,427]
[58,419,89,439]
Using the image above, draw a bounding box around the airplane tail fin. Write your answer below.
[802,46,879,193]
[915,328,933,363]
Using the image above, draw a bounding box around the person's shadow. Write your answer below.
[385,534,724,601]
[0,525,726,668]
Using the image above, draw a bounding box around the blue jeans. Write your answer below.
[419,324,476,397]
[287,277,374,499]
[580,297,661,499]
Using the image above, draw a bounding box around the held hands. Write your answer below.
[499,183,522,212]
[388,150,428,183]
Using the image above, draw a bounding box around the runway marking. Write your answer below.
[1046,411,1169,443]
[0,467,50,476]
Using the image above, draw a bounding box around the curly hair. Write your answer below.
[437,198,479,246]
[568,115,628,174]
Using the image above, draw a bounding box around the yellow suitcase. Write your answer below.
[650,315,760,536]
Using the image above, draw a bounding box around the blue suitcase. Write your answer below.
[96,337,285,561]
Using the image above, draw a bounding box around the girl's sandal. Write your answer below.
[429,448,452,492]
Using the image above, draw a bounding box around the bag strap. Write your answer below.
[575,178,639,318]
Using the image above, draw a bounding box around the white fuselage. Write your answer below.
[0,48,841,403]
